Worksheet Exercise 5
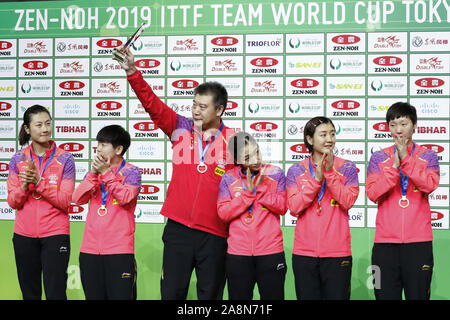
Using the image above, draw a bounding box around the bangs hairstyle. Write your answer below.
[386,102,417,125]
[19,104,52,146]
[194,81,228,115]
[303,116,335,153]
[96,125,131,156]
[228,131,258,166]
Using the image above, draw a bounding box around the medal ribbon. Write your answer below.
[239,170,258,214]
[100,159,127,209]
[394,143,416,198]
[309,157,326,208]
[30,145,56,185]
[196,122,224,165]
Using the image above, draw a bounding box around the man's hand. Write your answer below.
[113,45,137,76]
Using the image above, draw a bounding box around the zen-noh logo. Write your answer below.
[59,80,85,90]
[133,121,158,131]
[331,100,360,110]
[422,144,444,154]
[250,57,279,67]
[140,185,160,194]
[291,79,319,88]
[59,142,85,152]
[415,77,445,88]
[96,101,123,111]
[0,41,13,50]
[290,143,309,153]
[0,101,12,111]
[68,204,84,214]
[250,122,278,132]
[172,79,199,89]
[0,162,9,171]
[211,36,239,46]
[373,122,390,132]
[332,35,360,45]
[135,59,161,69]
[23,60,48,70]
[97,39,123,48]
[373,56,402,66]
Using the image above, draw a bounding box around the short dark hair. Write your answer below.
[194,81,228,116]
[19,104,52,146]
[228,131,257,166]
[303,117,335,153]
[386,102,417,125]
[96,125,130,156]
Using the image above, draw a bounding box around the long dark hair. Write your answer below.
[18,105,52,146]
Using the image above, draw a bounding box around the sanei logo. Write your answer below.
[96,39,123,48]
[250,122,278,132]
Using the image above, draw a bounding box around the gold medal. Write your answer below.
[32,191,42,200]
[399,195,409,208]
[98,205,108,216]
[244,214,254,224]
[197,162,207,174]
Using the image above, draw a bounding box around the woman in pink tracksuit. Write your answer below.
[366,102,439,300]
[286,116,359,300]
[217,132,287,300]
[72,125,141,300]
[7,105,75,300]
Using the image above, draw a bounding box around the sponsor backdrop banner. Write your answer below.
[0,0,449,299]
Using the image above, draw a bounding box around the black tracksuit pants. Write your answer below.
[160,219,227,300]
[12,233,70,300]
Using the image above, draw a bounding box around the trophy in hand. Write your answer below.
[112,23,146,64]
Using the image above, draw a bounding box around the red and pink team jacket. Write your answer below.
[286,156,359,257]
[366,143,440,244]
[128,70,236,238]
[7,141,75,238]
[217,164,287,256]
[72,160,141,254]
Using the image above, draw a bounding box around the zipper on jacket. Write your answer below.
[189,173,203,227]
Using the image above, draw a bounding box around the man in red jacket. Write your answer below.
[116,46,236,299]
